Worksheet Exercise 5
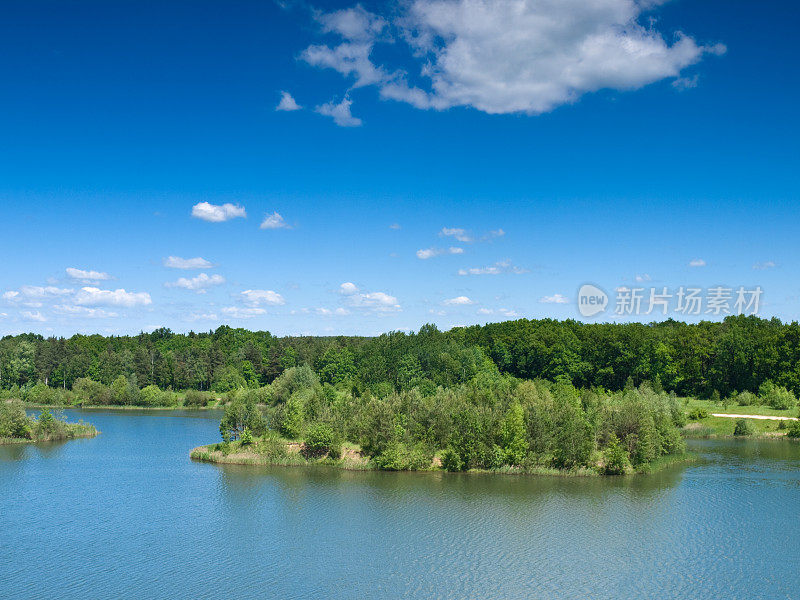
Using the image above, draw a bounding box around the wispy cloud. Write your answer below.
[689,258,706,267]
[163,256,213,269]
[458,259,527,276]
[316,97,362,127]
[339,281,400,312]
[440,227,473,243]
[416,247,463,259]
[540,294,569,304]
[165,273,225,293]
[191,202,246,223]
[443,296,474,306]
[66,267,111,283]
[74,287,152,307]
[753,261,777,270]
[260,212,292,230]
[221,306,266,319]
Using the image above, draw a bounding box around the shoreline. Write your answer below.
[24,403,222,411]
[0,428,99,446]
[190,442,694,477]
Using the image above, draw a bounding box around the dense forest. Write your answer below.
[2,315,799,399]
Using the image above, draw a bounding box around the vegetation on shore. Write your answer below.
[0,400,97,444]
[192,368,690,476]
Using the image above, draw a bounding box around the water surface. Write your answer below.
[2,410,799,599]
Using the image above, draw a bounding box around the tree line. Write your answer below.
[1,315,799,399]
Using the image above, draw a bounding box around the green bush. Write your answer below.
[758,381,797,410]
[240,427,253,446]
[303,422,339,458]
[733,418,754,436]
[688,407,709,420]
[601,435,631,475]
[786,420,800,438]
[736,391,758,407]
[184,390,211,407]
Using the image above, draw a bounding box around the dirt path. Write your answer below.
[711,413,798,421]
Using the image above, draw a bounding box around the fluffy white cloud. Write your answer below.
[440,227,473,242]
[316,97,363,127]
[66,267,111,283]
[443,295,474,305]
[540,293,569,304]
[458,259,527,276]
[221,307,267,319]
[689,258,706,267]
[339,282,360,295]
[163,256,213,269]
[416,246,463,259]
[260,212,292,230]
[3,285,73,302]
[166,273,226,292]
[240,289,286,306]
[339,282,400,312]
[302,0,725,117]
[74,287,152,307]
[191,202,247,222]
[276,91,301,111]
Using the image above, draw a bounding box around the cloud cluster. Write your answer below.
[458,259,527,276]
[165,273,226,292]
[240,289,286,306]
[339,282,400,312]
[74,287,152,307]
[191,202,247,223]
[299,0,725,123]
[416,246,463,259]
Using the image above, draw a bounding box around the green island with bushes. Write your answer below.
[0,400,97,444]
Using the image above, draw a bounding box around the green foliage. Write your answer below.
[602,435,631,475]
[0,400,32,439]
[184,390,211,407]
[373,441,432,470]
[278,395,304,439]
[240,427,253,446]
[219,398,266,442]
[688,407,709,420]
[303,422,340,458]
[499,401,527,466]
[786,420,800,438]
[733,418,754,436]
[758,381,797,410]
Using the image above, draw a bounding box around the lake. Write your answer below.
[2,409,799,599]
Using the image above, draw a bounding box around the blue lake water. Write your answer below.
[2,409,799,599]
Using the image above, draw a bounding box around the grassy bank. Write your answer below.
[682,398,799,439]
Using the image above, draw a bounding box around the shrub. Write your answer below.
[0,400,33,439]
[736,391,758,407]
[184,390,211,407]
[240,427,253,446]
[303,423,339,458]
[688,407,709,420]
[758,381,797,410]
[733,418,754,436]
[441,447,464,471]
[786,420,800,438]
[601,435,631,475]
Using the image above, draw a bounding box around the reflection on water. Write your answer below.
[1,410,800,599]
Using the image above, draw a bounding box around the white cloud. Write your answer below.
[302,1,725,117]
[339,282,359,295]
[689,258,706,267]
[341,284,401,312]
[186,312,219,321]
[540,294,569,304]
[389,223,401,230]
[635,273,651,283]
[440,227,473,242]
[316,97,363,127]
[66,267,111,283]
[163,256,213,269]
[21,310,46,322]
[166,273,226,292]
[221,306,267,319]
[416,246,463,259]
[443,295,474,305]
[191,201,247,223]
[276,91,301,111]
[672,74,699,90]
[3,286,73,302]
[74,287,152,307]
[53,305,118,319]
[477,307,493,315]
[458,259,527,276]
[240,289,286,306]
[753,261,777,270]
[260,212,292,230]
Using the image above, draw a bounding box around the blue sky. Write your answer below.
[0,0,798,336]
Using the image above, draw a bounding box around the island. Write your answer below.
[0,400,98,445]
